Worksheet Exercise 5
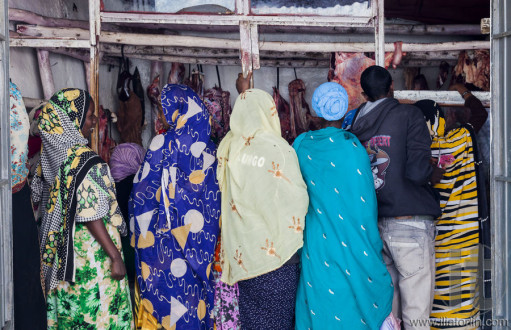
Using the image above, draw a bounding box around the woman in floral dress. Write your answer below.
[31,88,133,329]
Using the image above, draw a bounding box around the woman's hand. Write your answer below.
[111,255,127,281]
[85,219,127,281]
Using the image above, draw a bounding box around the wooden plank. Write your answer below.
[16,24,88,40]
[89,46,100,152]
[9,8,89,29]
[259,40,490,52]
[98,32,490,52]
[100,31,241,49]
[89,0,100,152]
[374,0,384,66]
[36,47,117,66]
[100,43,240,58]
[36,50,55,99]
[395,90,490,107]
[239,21,252,77]
[100,44,463,62]
[400,59,457,67]
[235,0,249,15]
[250,23,260,70]
[89,0,100,46]
[9,38,89,48]
[107,53,330,67]
[100,11,372,27]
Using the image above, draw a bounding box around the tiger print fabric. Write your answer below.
[429,125,480,329]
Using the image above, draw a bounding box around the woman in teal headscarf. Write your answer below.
[294,82,396,330]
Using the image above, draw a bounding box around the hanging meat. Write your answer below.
[328,41,404,110]
[147,75,162,133]
[272,87,293,144]
[98,105,116,163]
[116,57,132,102]
[117,93,143,146]
[452,50,490,91]
[116,56,143,145]
[288,79,311,137]
[132,67,145,127]
[204,87,232,144]
[168,62,186,85]
[188,69,205,98]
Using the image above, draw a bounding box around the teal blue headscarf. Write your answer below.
[294,127,393,329]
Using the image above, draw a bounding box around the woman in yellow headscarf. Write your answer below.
[217,78,309,329]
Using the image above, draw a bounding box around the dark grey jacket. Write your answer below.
[350,98,441,218]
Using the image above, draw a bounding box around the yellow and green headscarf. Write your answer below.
[217,89,309,285]
[31,88,114,294]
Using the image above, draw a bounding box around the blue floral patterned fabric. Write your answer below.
[10,81,30,192]
[129,84,220,329]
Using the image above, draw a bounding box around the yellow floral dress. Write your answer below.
[46,163,134,329]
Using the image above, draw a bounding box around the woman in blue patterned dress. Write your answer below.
[130,84,220,329]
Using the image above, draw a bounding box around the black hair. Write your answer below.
[360,66,392,101]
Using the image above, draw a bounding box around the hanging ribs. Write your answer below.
[288,79,311,137]
[273,87,293,144]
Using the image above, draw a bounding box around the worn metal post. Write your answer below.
[490,0,511,329]
[0,0,13,328]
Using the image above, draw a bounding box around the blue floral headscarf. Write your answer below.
[130,84,220,329]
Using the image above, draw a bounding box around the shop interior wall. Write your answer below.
[8,0,472,148]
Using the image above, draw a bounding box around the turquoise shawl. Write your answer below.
[294,127,393,330]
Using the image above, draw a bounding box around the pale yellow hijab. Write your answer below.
[217,89,308,285]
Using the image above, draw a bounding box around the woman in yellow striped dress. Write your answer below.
[415,94,487,330]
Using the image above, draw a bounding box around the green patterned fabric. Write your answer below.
[47,163,133,329]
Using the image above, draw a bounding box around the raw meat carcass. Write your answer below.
[204,87,232,144]
[98,105,116,163]
[288,79,312,137]
[117,92,143,146]
[147,75,161,133]
[453,50,490,91]
[328,41,404,110]
[168,62,185,84]
[188,69,205,98]
[147,75,160,106]
[273,87,293,144]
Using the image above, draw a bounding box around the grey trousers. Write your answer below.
[378,217,436,330]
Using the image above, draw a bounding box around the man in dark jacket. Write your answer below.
[350,66,443,330]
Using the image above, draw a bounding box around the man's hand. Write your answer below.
[449,83,470,98]
[236,71,252,94]
[430,166,446,185]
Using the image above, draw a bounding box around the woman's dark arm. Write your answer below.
[85,220,126,280]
